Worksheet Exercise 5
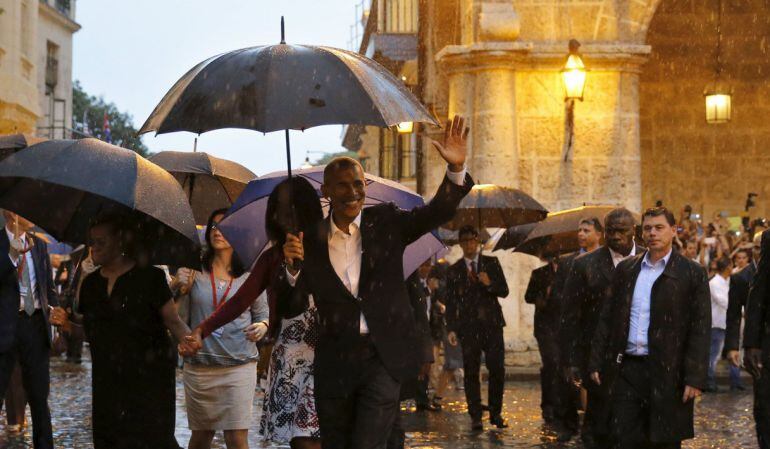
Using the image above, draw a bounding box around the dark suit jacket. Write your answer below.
[560,245,644,374]
[524,263,556,339]
[744,229,770,363]
[278,174,472,398]
[445,254,509,336]
[725,263,756,352]
[589,250,710,442]
[0,232,59,352]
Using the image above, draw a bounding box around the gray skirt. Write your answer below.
[183,362,257,430]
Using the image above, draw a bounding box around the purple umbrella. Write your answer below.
[219,166,446,278]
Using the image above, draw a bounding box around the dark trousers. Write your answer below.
[584,382,612,448]
[316,339,401,449]
[755,364,770,449]
[2,360,27,425]
[386,411,405,449]
[460,325,505,419]
[612,356,681,449]
[0,311,53,449]
[536,327,578,430]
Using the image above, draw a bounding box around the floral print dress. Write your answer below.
[259,298,320,442]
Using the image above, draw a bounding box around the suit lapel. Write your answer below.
[358,210,375,295]
[598,247,614,281]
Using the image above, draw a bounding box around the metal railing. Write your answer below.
[379,0,417,34]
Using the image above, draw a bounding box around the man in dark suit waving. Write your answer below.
[446,225,510,431]
[0,211,66,449]
[280,116,472,449]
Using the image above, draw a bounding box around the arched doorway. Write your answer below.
[640,0,770,222]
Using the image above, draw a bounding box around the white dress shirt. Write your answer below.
[609,244,636,268]
[463,254,480,272]
[626,249,671,356]
[709,274,730,330]
[287,165,467,335]
[6,228,39,310]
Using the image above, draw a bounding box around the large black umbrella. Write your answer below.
[138,18,438,176]
[0,138,200,267]
[442,184,548,231]
[149,151,256,224]
[513,205,639,258]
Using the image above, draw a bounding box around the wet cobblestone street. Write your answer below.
[0,355,758,448]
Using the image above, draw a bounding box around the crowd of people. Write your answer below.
[527,205,770,449]
[0,113,767,449]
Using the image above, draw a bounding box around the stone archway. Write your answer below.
[638,0,770,220]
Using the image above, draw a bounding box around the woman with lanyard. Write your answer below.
[173,208,269,449]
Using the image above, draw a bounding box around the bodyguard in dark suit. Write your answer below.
[446,226,509,430]
[740,229,770,448]
[726,259,756,355]
[524,260,557,422]
[589,207,710,449]
[279,116,472,449]
[0,211,62,449]
[560,208,642,448]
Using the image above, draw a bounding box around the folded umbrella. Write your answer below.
[514,205,639,258]
[219,166,446,278]
[149,151,256,224]
[442,184,548,231]
[0,138,200,267]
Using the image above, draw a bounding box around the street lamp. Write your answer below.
[561,39,585,161]
[396,121,413,133]
[562,40,586,101]
[705,0,731,124]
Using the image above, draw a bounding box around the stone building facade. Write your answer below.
[0,0,80,137]
[349,0,770,365]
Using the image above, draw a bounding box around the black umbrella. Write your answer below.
[0,138,200,267]
[0,133,46,160]
[138,18,438,177]
[493,222,537,251]
[442,184,548,231]
[149,151,256,224]
[513,205,639,258]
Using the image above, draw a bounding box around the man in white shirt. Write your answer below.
[707,256,732,392]
[280,115,472,449]
[0,211,66,449]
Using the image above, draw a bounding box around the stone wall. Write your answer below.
[640,0,770,221]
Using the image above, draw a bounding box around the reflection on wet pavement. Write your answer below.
[0,356,758,448]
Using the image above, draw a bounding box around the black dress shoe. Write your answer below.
[471,418,484,431]
[490,415,509,429]
[416,402,441,412]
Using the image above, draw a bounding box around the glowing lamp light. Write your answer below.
[396,122,413,134]
[562,54,586,101]
[705,92,731,124]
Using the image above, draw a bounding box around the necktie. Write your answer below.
[471,260,477,274]
[21,255,35,315]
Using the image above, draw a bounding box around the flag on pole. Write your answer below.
[103,112,112,143]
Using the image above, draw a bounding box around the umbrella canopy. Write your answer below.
[219,166,446,278]
[442,184,548,231]
[149,151,256,224]
[0,133,46,160]
[139,44,438,136]
[493,222,537,251]
[0,138,200,267]
[514,205,639,258]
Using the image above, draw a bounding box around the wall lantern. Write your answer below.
[705,0,731,124]
[396,122,414,134]
[704,92,731,124]
[562,39,586,101]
